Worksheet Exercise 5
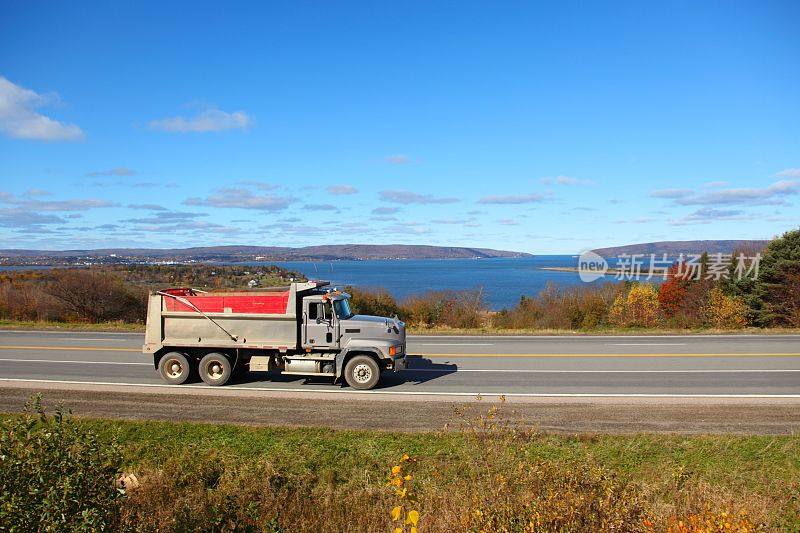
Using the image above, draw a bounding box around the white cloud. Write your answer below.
[0,193,115,212]
[540,175,594,186]
[0,208,65,227]
[149,106,253,133]
[385,154,410,165]
[372,206,400,215]
[87,167,137,177]
[479,193,545,204]
[0,76,84,141]
[776,168,800,178]
[184,187,293,211]
[650,188,693,199]
[23,188,51,197]
[237,180,279,190]
[326,184,358,195]
[379,190,458,204]
[669,207,751,226]
[652,180,800,207]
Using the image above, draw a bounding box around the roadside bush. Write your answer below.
[345,285,401,318]
[702,287,748,329]
[0,396,124,531]
[400,289,485,328]
[45,269,147,323]
[492,283,621,330]
[609,283,660,328]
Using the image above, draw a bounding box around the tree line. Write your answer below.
[348,228,800,330]
[0,229,797,329]
[0,264,304,323]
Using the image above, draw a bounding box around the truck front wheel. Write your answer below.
[199,352,233,386]
[344,355,380,390]
[158,352,192,385]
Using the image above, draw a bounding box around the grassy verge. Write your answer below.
[1,318,799,336]
[2,399,798,531]
[0,319,145,332]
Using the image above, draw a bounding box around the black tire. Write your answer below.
[198,352,233,386]
[158,351,192,385]
[344,355,380,390]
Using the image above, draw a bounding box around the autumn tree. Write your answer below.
[750,228,800,326]
[44,269,146,323]
[609,284,660,328]
[657,263,689,318]
[702,287,748,329]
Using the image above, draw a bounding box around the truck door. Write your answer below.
[303,298,336,348]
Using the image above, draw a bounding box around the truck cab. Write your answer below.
[299,288,407,388]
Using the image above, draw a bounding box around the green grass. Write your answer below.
[0,319,145,332]
[2,409,799,530]
[44,416,800,502]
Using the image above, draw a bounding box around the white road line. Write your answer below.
[0,358,149,366]
[409,368,800,373]
[1,378,799,398]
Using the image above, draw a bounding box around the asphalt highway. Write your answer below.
[0,330,798,398]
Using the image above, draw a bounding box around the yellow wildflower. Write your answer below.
[390,506,402,521]
[406,510,420,526]
[391,465,402,475]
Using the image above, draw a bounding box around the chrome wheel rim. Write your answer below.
[205,360,225,380]
[353,363,372,384]
[165,358,184,378]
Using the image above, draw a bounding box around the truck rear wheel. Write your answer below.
[344,355,380,390]
[158,352,192,385]
[199,352,233,386]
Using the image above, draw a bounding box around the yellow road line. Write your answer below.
[411,352,800,358]
[0,345,140,352]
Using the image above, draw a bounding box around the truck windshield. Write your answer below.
[333,298,353,319]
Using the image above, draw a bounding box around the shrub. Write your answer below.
[400,289,485,328]
[345,285,401,318]
[492,283,621,330]
[702,287,748,329]
[45,269,147,323]
[609,284,660,328]
[0,396,124,531]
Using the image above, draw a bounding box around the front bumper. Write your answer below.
[387,354,407,372]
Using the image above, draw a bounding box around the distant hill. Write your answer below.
[592,240,769,257]
[0,244,530,264]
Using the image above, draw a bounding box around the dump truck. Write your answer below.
[143,281,406,390]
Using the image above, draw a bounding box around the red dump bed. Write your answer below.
[161,288,290,314]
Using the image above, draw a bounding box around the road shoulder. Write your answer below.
[2,382,798,434]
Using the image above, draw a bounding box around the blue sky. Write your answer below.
[0,0,798,253]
